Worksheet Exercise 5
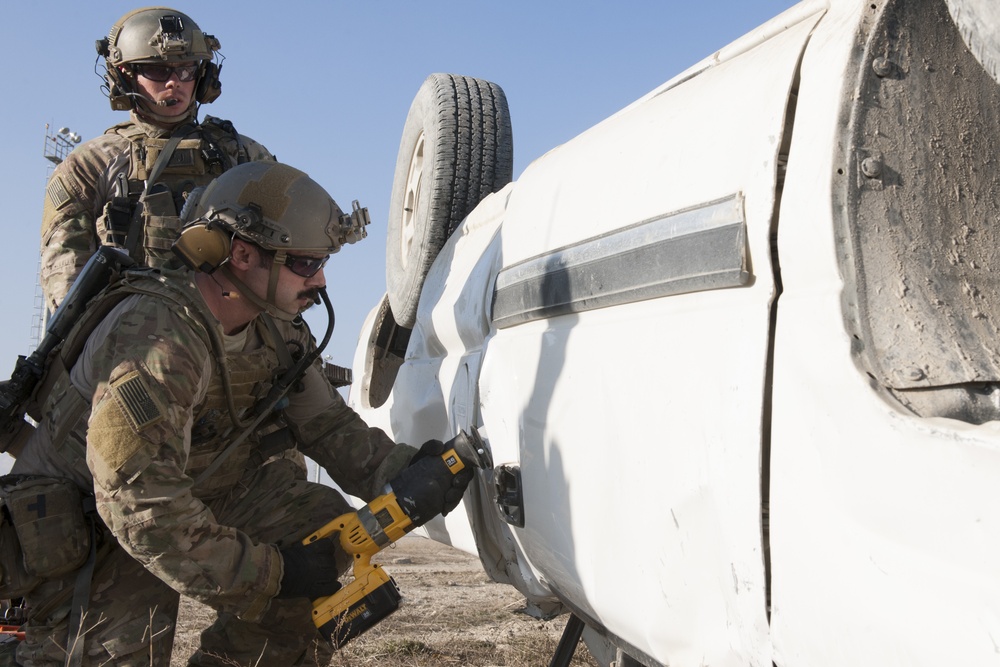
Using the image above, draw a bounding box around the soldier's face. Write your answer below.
[280,254,328,314]
[249,247,328,316]
[131,62,196,117]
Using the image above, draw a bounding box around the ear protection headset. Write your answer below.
[195,60,222,104]
[172,218,232,273]
[171,185,231,273]
[173,192,269,273]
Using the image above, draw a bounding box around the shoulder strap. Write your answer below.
[260,313,296,372]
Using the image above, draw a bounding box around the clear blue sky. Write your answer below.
[0,1,796,380]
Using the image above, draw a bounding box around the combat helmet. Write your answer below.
[96,7,223,113]
[173,162,370,319]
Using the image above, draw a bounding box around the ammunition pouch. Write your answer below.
[141,184,182,267]
[96,182,184,269]
[101,196,134,247]
[0,475,93,598]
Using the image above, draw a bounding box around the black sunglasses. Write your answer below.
[279,252,329,278]
[133,63,198,83]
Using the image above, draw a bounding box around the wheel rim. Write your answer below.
[399,132,425,271]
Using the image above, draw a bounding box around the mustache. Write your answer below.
[298,288,321,304]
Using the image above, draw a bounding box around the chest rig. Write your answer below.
[185,323,285,496]
[96,117,251,270]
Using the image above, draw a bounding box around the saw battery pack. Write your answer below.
[314,564,402,648]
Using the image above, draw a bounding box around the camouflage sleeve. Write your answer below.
[40,211,95,314]
[277,324,416,500]
[40,144,110,313]
[84,297,281,622]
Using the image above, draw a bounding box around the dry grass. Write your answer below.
[171,537,598,667]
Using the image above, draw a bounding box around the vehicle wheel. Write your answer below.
[386,73,513,328]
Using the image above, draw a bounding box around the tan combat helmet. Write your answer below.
[173,162,370,320]
[96,7,222,113]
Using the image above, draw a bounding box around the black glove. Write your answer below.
[412,438,445,463]
[395,439,475,523]
[276,538,342,600]
[421,438,475,515]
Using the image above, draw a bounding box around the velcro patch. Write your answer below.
[111,370,163,432]
[46,176,72,211]
[88,397,144,474]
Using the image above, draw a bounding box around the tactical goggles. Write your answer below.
[133,63,198,82]
[279,253,330,278]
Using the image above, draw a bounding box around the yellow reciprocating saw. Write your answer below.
[303,428,491,647]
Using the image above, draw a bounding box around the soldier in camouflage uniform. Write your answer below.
[10,162,466,666]
[41,6,274,313]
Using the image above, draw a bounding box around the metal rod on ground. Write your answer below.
[548,613,584,667]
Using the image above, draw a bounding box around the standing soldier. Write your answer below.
[8,161,473,666]
[40,6,274,312]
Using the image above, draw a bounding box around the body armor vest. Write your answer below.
[95,117,251,270]
[185,330,281,496]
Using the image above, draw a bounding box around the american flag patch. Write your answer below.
[46,176,72,210]
[112,372,163,431]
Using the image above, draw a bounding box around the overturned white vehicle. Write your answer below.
[349,0,1000,664]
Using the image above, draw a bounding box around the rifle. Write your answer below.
[0,247,134,451]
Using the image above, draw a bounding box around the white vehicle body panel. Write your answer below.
[350,0,1000,664]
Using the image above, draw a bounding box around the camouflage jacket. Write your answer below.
[14,268,415,622]
[40,112,274,312]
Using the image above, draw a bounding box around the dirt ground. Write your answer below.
[170,536,599,666]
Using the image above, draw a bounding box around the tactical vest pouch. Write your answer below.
[0,510,37,598]
[0,475,91,596]
[142,185,181,266]
[99,196,134,247]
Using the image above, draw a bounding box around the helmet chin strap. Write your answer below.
[268,250,286,308]
[219,263,299,322]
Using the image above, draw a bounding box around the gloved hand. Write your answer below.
[411,438,445,464]
[276,538,342,600]
[397,438,475,520]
